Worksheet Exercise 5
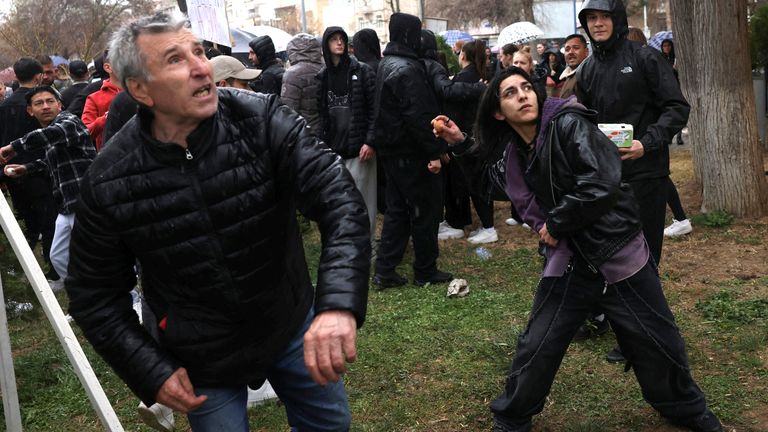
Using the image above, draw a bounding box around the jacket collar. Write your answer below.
[137,104,216,164]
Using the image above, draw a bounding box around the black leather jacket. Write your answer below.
[525,108,642,268]
[66,89,371,405]
[457,104,642,268]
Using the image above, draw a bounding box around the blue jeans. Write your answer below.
[186,310,351,431]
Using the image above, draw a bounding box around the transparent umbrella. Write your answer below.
[240,25,294,52]
[496,21,544,47]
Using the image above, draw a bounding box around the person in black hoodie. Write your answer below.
[372,13,452,288]
[576,0,689,363]
[351,28,382,74]
[435,66,722,432]
[420,30,486,242]
[317,26,378,239]
[248,35,285,94]
[351,28,387,214]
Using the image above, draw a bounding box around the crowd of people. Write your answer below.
[0,0,719,431]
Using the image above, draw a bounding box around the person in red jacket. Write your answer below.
[82,51,121,151]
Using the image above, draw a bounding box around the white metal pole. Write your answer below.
[0,272,23,432]
[0,193,124,431]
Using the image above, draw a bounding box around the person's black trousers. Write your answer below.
[490,258,710,428]
[375,156,442,280]
[8,183,58,279]
[665,176,688,221]
[629,177,667,265]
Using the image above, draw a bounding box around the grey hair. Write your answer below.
[108,12,189,89]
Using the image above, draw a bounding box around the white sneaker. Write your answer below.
[522,223,531,230]
[664,219,693,237]
[505,218,519,226]
[137,402,175,432]
[247,380,279,406]
[467,227,498,244]
[437,221,464,240]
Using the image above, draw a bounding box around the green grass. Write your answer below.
[0,217,766,431]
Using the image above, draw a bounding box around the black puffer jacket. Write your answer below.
[576,0,689,181]
[373,13,443,160]
[317,27,377,158]
[249,35,285,95]
[66,89,371,405]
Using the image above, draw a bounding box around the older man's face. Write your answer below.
[133,29,218,125]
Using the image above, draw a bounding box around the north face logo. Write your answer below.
[621,66,633,74]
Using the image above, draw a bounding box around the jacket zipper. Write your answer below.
[546,119,598,274]
[185,148,193,160]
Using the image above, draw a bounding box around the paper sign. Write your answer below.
[187,0,231,47]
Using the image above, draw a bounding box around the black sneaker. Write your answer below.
[669,409,723,432]
[605,345,626,363]
[372,272,407,289]
[573,317,610,341]
[413,270,453,287]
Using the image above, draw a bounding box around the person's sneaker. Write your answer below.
[669,409,723,432]
[48,279,65,292]
[664,219,693,237]
[137,402,175,432]
[572,317,610,341]
[606,345,626,363]
[372,272,408,289]
[467,227,498,244]
[504,217,519,226]
[414,270,453,287]
[522,223,531,230]
[438,221,464,240]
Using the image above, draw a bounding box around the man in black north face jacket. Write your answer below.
[66,13,370,430]
[576,0,689,265]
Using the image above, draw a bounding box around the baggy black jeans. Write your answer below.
[375,156,442,280]
[490,258,709,427]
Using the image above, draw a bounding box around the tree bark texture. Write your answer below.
[671,0,768,217]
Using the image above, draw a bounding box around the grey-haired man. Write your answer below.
[65,13,370,431]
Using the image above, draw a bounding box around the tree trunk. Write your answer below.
[671,0,768,217]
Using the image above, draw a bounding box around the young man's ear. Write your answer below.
[27,106,34,117]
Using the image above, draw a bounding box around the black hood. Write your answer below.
[352,29,381,64]
[420,29,439,61]
[248,35,277,66]
[578,0,628,55]
[322,27,349,67]
[388,13,421,53]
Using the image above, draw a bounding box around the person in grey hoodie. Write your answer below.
[281,33,324,132]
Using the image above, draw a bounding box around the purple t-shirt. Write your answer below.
[540,233,649,283]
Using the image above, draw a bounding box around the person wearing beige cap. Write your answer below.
[210,55,261,89]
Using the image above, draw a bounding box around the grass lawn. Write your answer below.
[0,148,766,431]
